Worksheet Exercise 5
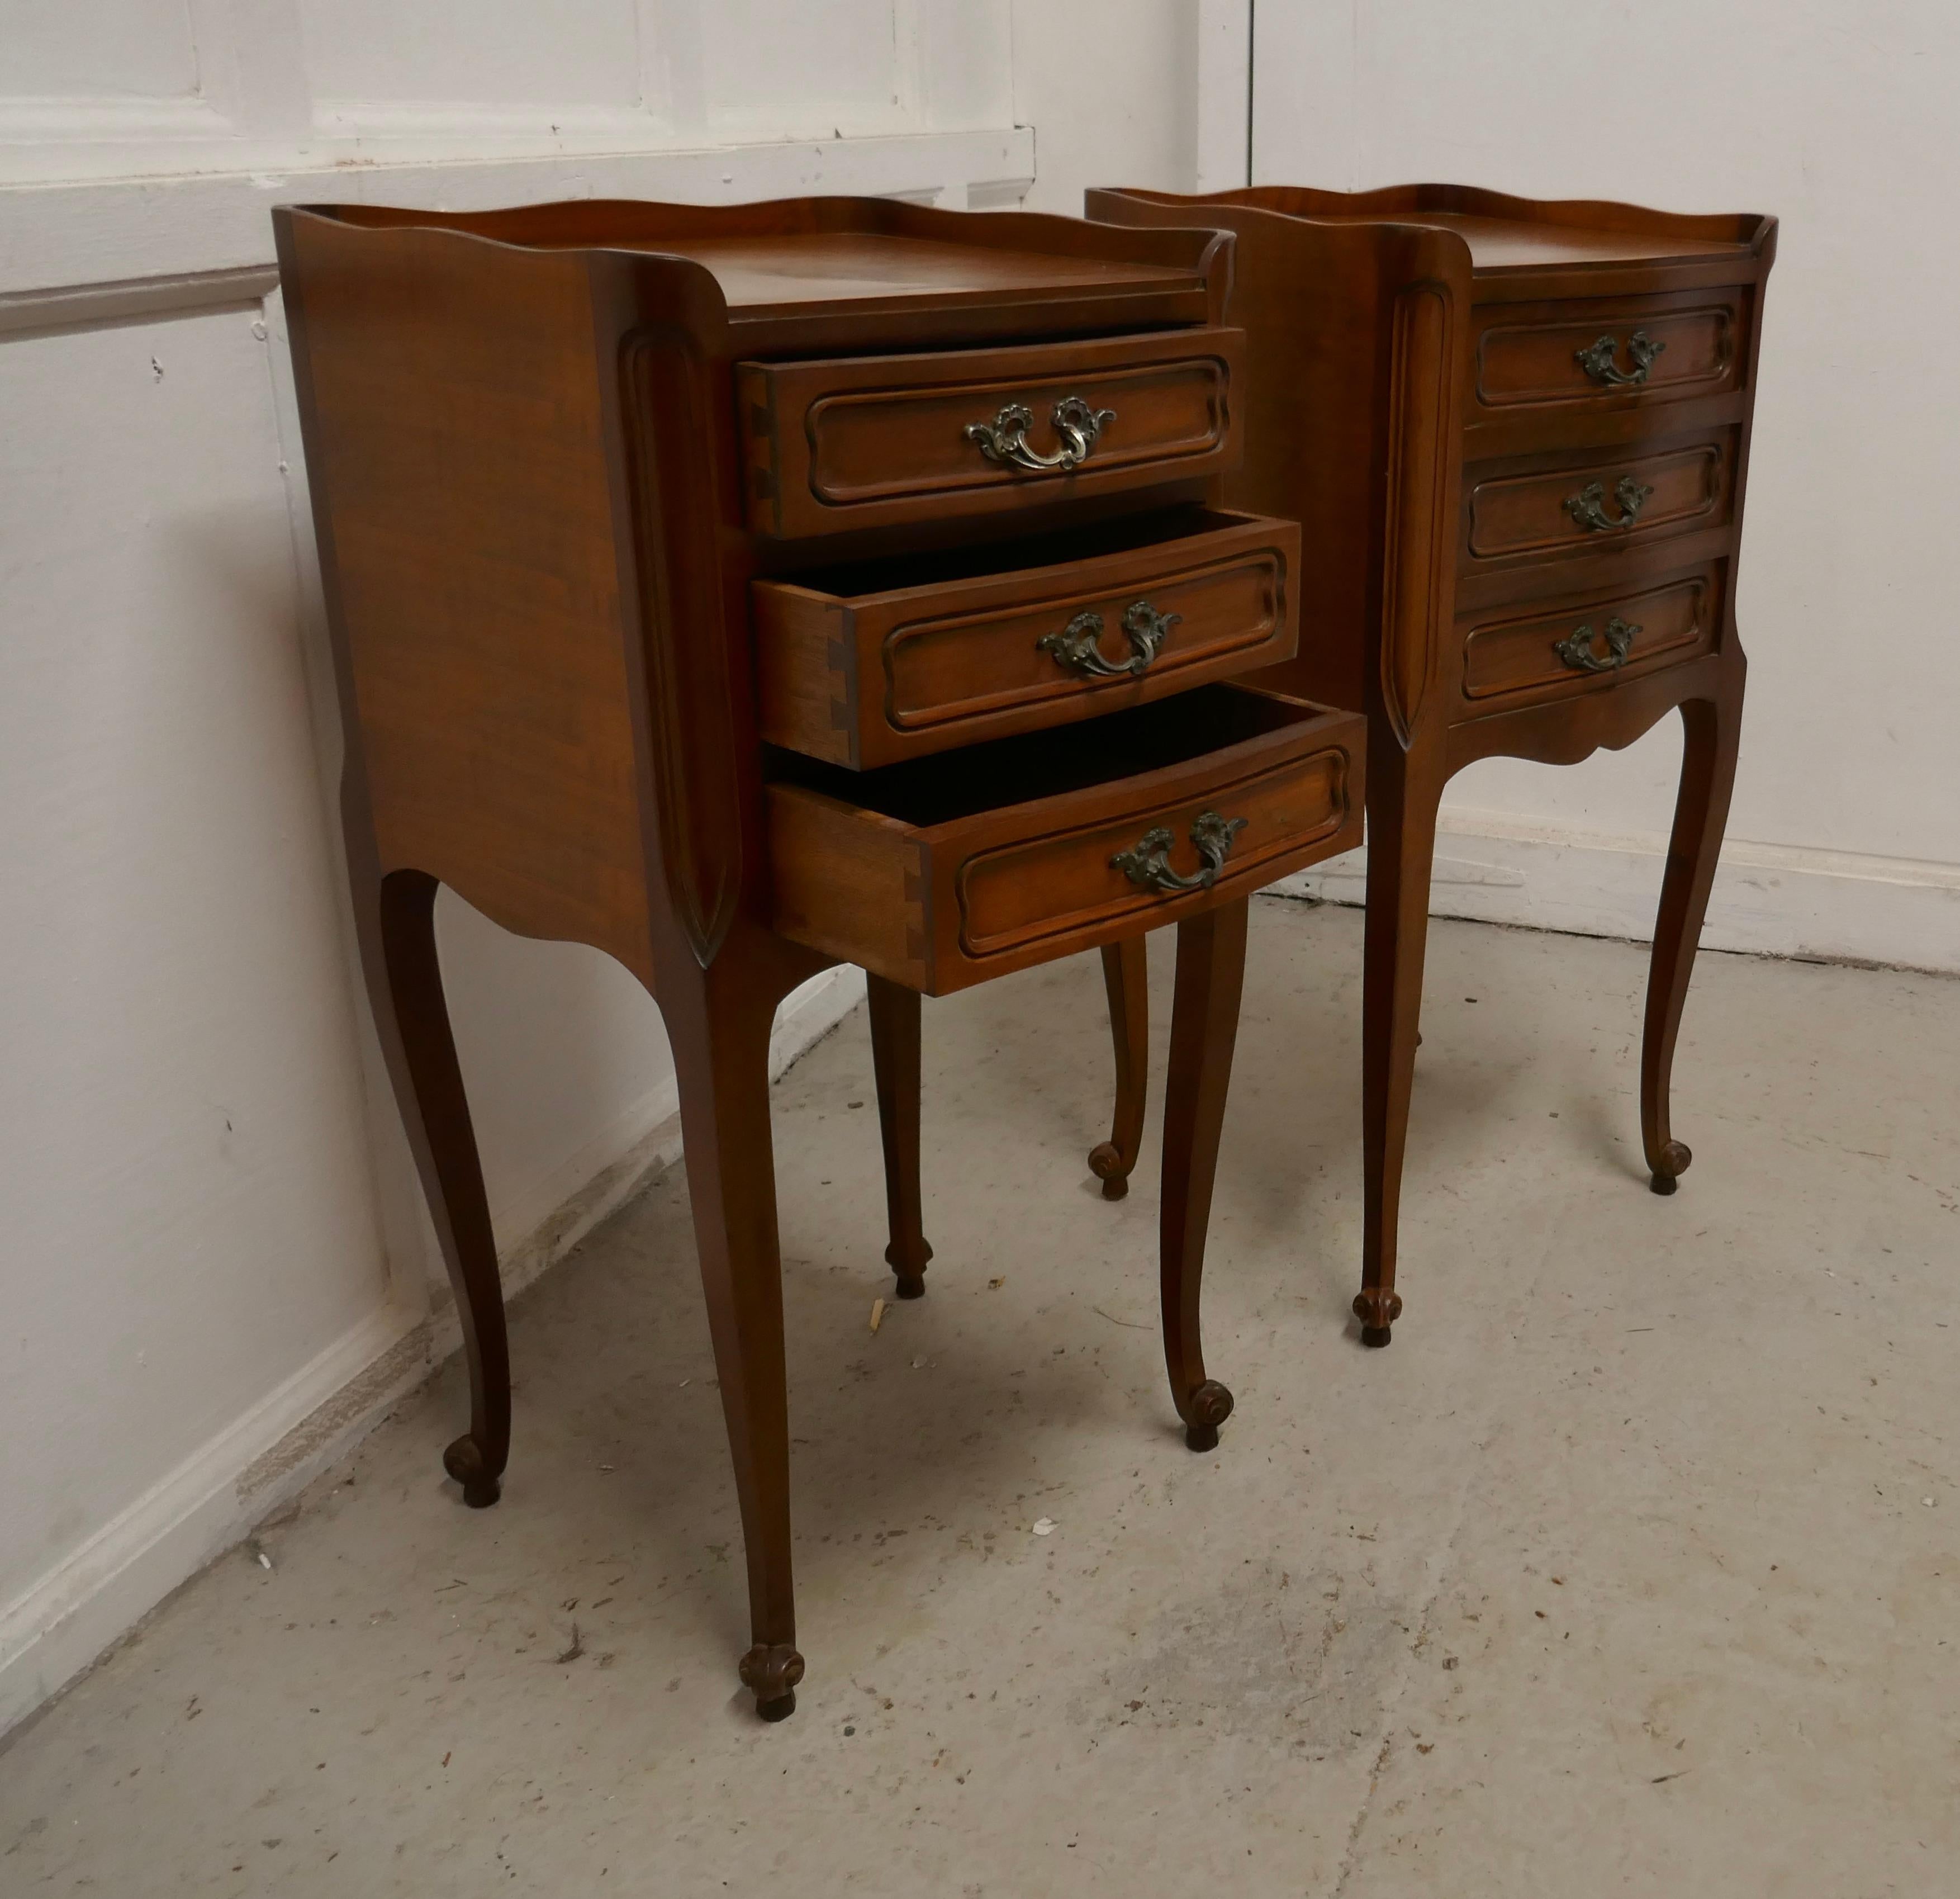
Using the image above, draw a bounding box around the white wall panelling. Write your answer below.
[1,0,203,108]
[1193,0,1251,193]
[0,1,1022,180]
[0,0,1052,1739]
[301,0,648,120]
[1010,0,1198,215]
[0,304,388,1616]
[1253,0,1960,974]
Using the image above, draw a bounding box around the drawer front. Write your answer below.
[765,688,1364,993]
[955,746,1344,961]
[738,328,1243,538]
[752,511,1299,768]
[1464,434,1734,565]
[1473,290,1746,415]
[1457,566,1719,714]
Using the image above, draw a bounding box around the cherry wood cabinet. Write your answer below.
[274,195,1363,1720]
[1088,183,1774,1345]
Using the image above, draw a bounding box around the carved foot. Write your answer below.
[1183,1379,1234,1453]
[443,1434,501,1509]
[1649,1139,1692,1196]
[886,1237,932,1299]
[1088,1140,1132,1200]
[738,1642,805,1721]
[1353,1287,1403,1349]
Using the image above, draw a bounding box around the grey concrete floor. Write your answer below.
[4,898,1958,1896]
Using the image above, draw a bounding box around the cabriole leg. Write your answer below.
[1642,668,1745,1195]
[1159,898,1249,1453]
[662,968,802,1720]
[1358,745,1445,1348]
[356,867,510,1507]
[1089,936,1150,1200]
[866,973,932,1297]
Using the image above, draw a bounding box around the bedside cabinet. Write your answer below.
[1088,183,1774,1345]
[276,196,1365,1717]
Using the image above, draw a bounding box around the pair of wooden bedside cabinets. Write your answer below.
[276,185,1775,1718]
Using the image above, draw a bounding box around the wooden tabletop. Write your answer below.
[1402,212,1756,274]
[601,231,1201,318]
[297,198,1223,349]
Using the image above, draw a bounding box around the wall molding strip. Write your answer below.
[0,264,280,339]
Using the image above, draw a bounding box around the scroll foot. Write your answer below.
[739,1643,805,1722]
[887,1238,932,1299]
[1088,1142,1131,1200]
[1183,1378,1234,1453]
[1353,1287,1403,1349]
[1649,1139,1692,1196]
[443,1434,501,1509]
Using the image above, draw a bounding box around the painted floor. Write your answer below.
[3,898,1956,1896]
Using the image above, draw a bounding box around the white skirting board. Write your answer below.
[0,964,867,1741]
[1268,808,1960,975]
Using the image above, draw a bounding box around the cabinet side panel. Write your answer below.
[1087,201,1388,716]
[281,214,653,979]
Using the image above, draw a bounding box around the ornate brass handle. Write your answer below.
[1567,475,1654,533]
[964,395,1116,473]
[1110,810,1247,894]
[1553,615,1640,674]
[1037,599,1180,679]
[1575,330,1665,387]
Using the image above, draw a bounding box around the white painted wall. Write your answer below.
[1011,0,1198,215]
[0,301,388,1616]
[1253,0,1960,972]
[0,0,1068,1735]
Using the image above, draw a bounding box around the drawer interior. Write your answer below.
[766,683,1313,827]
[768,504,1250,603]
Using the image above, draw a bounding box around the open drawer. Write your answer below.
[753,506,1300,769]
[766,685,1364,993]
[737,326,1242,538]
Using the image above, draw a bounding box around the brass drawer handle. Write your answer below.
[964,395,1116,473]
[1567,475,1654,533]
[1110,810,1247,894]
[1554,615,1641,674]
[1575,330,1666,387]
[1037,598,1180,679]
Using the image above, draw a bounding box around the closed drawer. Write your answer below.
[1472,288,1747,416]
[767,685,1363,993]
[737,327,1242,538]
[752,507,1298,769]
[1456,564,1720,715]
[1463,432,1735,566]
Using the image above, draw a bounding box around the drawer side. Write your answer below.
[766,788,931,985]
